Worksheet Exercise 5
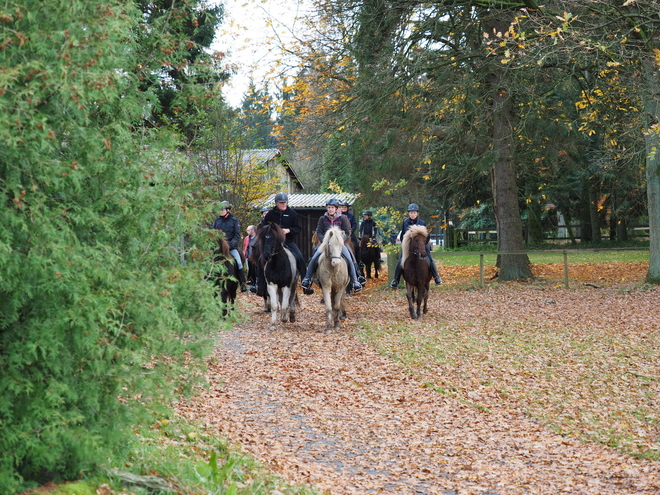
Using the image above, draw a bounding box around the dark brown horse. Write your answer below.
[209,235,238,316]
[401,225,431,319]
[358,234,381,279]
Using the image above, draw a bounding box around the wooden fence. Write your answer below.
[435,248,649,288]
[443,227,650,249]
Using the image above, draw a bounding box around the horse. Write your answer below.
[313,230,359,295]
[358,234,382,279]
[401,225,431,319]
[249,225,271,313]
[209,236,239,316]
[260,223,299,330]
[315,226,350,333]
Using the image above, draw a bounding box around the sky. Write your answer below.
[211,0,309,108]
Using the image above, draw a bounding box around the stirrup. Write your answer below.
[352,282,362,292]
[357,275,367,285]
[390,280,398,289]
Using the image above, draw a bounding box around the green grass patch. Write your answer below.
[356,307,660,461]
[77,409,319,495]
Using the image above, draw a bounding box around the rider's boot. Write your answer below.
[390,262,402,288]
[301,257,317,295]
[237,265,247,292]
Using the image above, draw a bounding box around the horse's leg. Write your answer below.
[323,287,334,333]
[267,284,279,330]
[288,286,296,323]
[406,283,418,319]
[280,287,291,323]
[422,283,429,314]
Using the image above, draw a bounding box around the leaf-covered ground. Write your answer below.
[178,261,660,494]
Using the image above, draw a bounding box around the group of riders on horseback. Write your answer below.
[211,193,441,299]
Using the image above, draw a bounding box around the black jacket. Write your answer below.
[212,213,241,250]
[262,206,302,244]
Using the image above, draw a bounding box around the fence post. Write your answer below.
[563,250,569,289]
[479,253,484,287]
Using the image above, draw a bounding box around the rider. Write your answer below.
[338,200,359,249]
[260,192,306,280]
[389,203,443,288]
[212,201,247,292]
[301,198,364,295]
[359,210,377,239]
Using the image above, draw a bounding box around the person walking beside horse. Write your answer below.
[301,198,364,295]
[390,203,442,288]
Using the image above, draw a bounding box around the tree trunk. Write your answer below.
[526,200,544,245]
[642,55,660,283]
[489,73,533,280]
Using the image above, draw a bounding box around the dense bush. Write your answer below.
[0,1,222,492]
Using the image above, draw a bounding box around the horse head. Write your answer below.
[323,226,345,267]
[402,225,429,263]
[261,223,285,262]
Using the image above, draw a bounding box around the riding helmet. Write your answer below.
[407,203,420,211]
[274,192,288,202]
[219,200,232,210]
[326,198,340,206]
[363,210,373,216]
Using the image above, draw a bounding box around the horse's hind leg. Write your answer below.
[323,289,334,333]
[288,288,297,323]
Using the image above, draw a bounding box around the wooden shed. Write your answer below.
[262,193,359,262]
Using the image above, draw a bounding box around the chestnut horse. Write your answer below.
[401,225,431,319]
[209,235,238,316]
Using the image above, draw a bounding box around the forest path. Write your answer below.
[180,265,659,495]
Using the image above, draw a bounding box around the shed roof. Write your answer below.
[263,192,359,209]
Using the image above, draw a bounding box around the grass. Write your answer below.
[356,281,660,462]
[433,245,649,267]
[74,410,320,495]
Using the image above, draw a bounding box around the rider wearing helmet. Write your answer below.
[389,203,442,288]
[359,210,377,239]
[301,198,363,294]
[252,192,306,295]
[212,201,247,292]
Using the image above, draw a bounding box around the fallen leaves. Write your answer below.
[178,262,659,494]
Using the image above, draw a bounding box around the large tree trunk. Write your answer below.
[642,55,660,283]
[489,76,533,280]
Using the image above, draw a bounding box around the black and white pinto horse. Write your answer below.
[315,226,350,333]
[260,223,300,330]
[209,236,239,316]
[358,234,382,280]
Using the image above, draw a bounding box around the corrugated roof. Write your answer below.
[263,193,359,209]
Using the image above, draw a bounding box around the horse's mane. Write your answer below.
[401,225,428,265]
[216,235,231,259]
[260,222,286,243]
[320,226,345,251]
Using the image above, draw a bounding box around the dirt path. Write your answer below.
[180,272,659,495]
